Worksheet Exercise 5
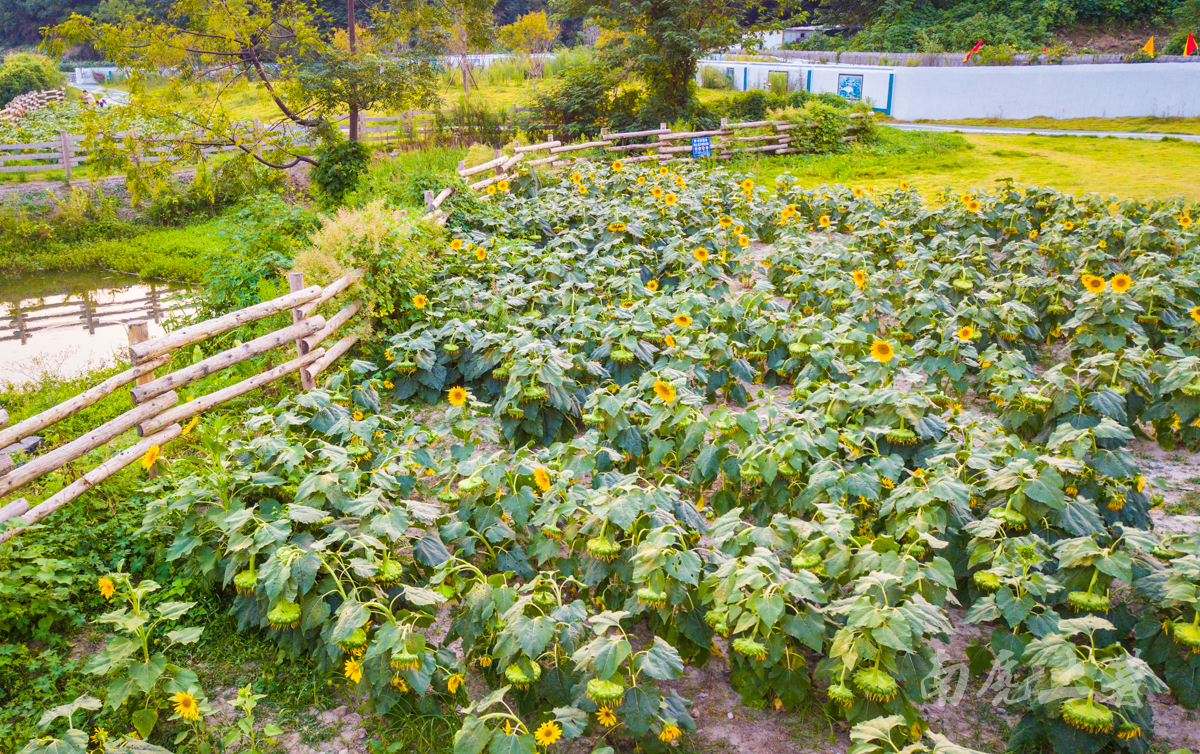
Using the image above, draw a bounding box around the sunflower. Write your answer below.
[413,294,428,309]
[344,658,363,684]
[171,691,201,722]
[1082,275,1106,294]
[608,221,627,232]
[534,467,552,491]
[141,444,160,471]
[1063,221,1075,231]
[99,577,115,600]
[732,224,744,234]
[651,186,664,198]
[486,185,497,195]
[852,186,864,198]
[664,333,675,348]
[899,181,910,190]
[533,722,562,746]
[446,672,464,694]
[737,234,750,247]
[646,280,659,291]
[818,215,831,228]
[578,185,588,196]
[352,410,364,421]
[497,180,510,192]
[1182,215,1193,227]
[597,706,618,727]
[718,215,733,228]
[871,340,896,363]
[448,386,467,407]
[571,172,582,183]
[1029,229,1039,239]
[664,192,678,206]
[653,380,677,403]
[450,238,463,251]
[637,175,647,185]
[1111,273,1132,293]
[659,724,682,742]
[673,314,693,328]
[612,160,624,171]
[476,247,487,261]
[851,269,867,288]
[1192,306,1200,322]
[966,199,981,213]
[956,325,975,342]
[659,166,669,175]
[693,247,709,263]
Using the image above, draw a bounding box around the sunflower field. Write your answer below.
[97,160,1200,754]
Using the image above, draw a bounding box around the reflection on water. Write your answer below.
[0,271,192,387]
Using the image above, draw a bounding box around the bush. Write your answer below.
[770,100,856,154]
[0,52,64,107]
[530,59,642,140]
[295,199,442,327]
[196,193,319,317]
[311,136,373,206]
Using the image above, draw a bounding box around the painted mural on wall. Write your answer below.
[838,74,863,100]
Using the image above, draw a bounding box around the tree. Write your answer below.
[0,52,66,106]
[436,0,495,96]
[44,0,441,167]
[498,10,559,78]
[556,0,803,119]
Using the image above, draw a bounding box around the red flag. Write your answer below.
[963,39,984,63]
[1043,45,1048,53]
[1186,33,1198,56]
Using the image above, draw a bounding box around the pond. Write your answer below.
[1,270,191,387]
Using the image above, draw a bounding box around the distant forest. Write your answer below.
[0,0,1195,53]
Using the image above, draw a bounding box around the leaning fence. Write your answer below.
[0,268,364,544]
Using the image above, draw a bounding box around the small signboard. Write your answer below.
[691,136,711,159]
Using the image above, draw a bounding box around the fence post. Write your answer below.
[289,272,314,390]
[424,190,435,212]
[493,148,503,177]
[59,130,72,184]
[125,321,154,385]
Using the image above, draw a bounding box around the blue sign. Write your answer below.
[838,74,863,100]
[691,136,711,159]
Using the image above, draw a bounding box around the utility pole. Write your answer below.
[347,0,359,141]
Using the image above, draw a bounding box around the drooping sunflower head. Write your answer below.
[1061,697,1114,734]
[853,667,899,703]
[267,600,302,629]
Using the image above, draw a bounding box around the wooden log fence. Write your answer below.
[453,112,875,191]
[0,269,366,543]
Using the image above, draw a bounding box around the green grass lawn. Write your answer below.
[913,115,1200,135]
[737,129,1200,201]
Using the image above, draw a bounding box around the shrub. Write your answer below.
[0,52,64,107]
[296,199,442,326]
[311,136,373,206]
[770,100,854,154]
[530,59,642,140]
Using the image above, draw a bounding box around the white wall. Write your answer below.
[698,58,1200,120]
[888,63,1200,120]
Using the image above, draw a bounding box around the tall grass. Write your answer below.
[699,66,733,90]
[544,47,593,78]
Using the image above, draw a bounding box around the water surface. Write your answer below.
[1,271,191,387]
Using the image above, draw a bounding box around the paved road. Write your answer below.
[886,121,1200,143]
[74,83,130,106]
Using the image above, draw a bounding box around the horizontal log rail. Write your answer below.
[0,269,365,543]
